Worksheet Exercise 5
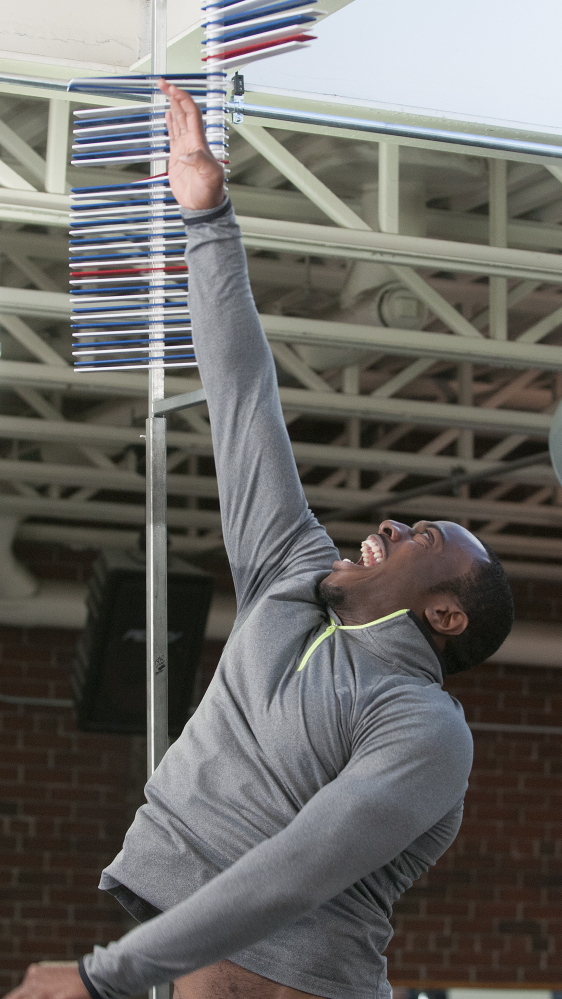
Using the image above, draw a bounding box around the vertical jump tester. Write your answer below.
[66,3,323,960]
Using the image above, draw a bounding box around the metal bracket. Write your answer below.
[153,387,207,415]
[231,72,245,124]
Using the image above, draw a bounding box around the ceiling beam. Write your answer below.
[278,387,551,435]
[0,453,554,499]
[0,492,222,529]
[0,382,555,458]
[0,478,555,533]
[2,210,562,284]
[4,303,562,375]
[326,493,562,533]
[15,520,562,564]
[0,286,68,319]
[0,359,200,397]
[3,186,562,254]
[238,215,562,283]
[426,208,562,253]
[262,314,562,372]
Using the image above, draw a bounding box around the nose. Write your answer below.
[378,520,413,542]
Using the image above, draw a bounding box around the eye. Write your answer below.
[415,528,434,545]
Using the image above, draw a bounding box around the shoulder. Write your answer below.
[353,678,473,774]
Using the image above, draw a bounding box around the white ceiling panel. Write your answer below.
[246,0,562,137]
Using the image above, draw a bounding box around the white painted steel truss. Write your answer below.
[1,77,562,576]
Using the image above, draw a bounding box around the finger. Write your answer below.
[166,86,188,138]
[168,85,208,149]
[165,108,178,143]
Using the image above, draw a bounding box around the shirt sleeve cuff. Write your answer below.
[78,957,105,999]
[180,195,232,227]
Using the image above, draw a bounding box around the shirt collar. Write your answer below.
[328,606,445,685]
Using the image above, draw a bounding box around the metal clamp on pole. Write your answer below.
[231,72,245,125]
[153,388,207,415]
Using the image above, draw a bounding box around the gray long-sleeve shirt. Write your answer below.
[81,199,473,999]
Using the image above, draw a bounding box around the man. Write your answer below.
[7,84,514,999]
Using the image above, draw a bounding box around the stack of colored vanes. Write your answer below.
[202,0,320,70]
[67,0,320,372]
[68,76,211,372]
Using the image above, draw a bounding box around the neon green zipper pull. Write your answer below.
[297,620,337,672]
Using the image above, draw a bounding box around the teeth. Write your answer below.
[343,558,353,563]
[360,537,383,567]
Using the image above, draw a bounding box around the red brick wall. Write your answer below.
[2,547,562,989]
[388,663,562,988]
[0,545,226,991]
[388,580,562,988]
[0,623,134,991]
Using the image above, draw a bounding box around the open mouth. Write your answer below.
[358,534,386,567]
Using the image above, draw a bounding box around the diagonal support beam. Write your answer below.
[517,304,562,344]
[0,119,46,186]
[0,160,36,191]
[234,122,371,231]
[472,278,540,331]
[389,265,483,337]
[0,314,68,366]
[235,128,484,338]
[6,253,62,292]
[546,163,562,187]
[15,387,119,473]
[371,357,434,398]
[271,343,336,392]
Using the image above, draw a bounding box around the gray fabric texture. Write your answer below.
[83,199,473,999]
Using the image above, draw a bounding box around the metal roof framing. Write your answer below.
[1,69,562,576]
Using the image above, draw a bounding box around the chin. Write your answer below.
[317,579,346,608]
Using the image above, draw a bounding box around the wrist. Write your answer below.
[181,196,232,226]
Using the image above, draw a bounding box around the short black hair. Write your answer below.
[430,540,514,674]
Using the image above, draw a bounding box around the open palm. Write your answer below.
[159,80,225,211]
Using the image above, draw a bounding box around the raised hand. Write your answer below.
[159,79,225,212]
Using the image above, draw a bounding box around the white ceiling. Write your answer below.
[0,0,147,72]
[246,0,562,136]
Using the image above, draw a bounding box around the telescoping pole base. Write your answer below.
[146,415,169,775]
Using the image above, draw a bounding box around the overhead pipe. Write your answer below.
[228,102,562,162]
[2,72,562,162]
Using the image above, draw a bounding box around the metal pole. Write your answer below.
[146,416,168,772]
[147,5,169,996]
[147,0,168,775]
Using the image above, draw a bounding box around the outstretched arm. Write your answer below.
[162,83,336,608]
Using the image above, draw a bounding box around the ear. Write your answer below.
[424,593,468,638]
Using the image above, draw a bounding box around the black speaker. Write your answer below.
[73,549,214,736]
